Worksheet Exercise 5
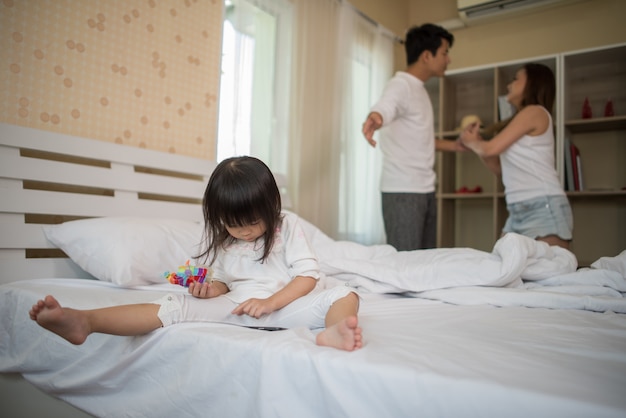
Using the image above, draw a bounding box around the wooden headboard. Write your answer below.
[0,123,291,284]
[0,123,215,283]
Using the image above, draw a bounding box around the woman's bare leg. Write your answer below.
[316,292,362,351]
[537,235,570,250]
[29,295,162,345]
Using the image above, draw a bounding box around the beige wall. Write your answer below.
[349,0,410,70]
[409,0,626,70]
[3,0,622,160]
[353,0,626,71]
[0,0,223,160]
[350,0,409,36]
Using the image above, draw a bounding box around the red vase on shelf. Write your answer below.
[604,98,615,117]
[581,97,592,119]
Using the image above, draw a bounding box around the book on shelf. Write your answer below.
[564,137,574,191]
[576,151,584,191]
[566,141,583,191]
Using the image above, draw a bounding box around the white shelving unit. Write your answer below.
[431,42,625,265]
[560,43,626,265]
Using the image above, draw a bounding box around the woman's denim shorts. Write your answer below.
[503,195,573,240]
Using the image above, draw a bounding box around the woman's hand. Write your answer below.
[188,281,228,299]
[232,298,277,318]
[459,122,502,175]
[459,122,482,147]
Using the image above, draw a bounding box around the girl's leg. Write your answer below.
[323,291,359,327]
[29,295,162,345]
[29,292,365,350]
[316,292,362,351]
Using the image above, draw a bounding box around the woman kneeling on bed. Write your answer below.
[29,156,362,352]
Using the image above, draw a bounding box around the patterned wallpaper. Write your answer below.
[0,0,223,160]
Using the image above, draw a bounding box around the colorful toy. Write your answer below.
[164,260,213,287]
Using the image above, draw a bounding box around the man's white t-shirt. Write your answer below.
[371,71,435,193]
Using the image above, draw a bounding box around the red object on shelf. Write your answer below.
[581,97,592,119]
[604,98,615,117]
[455,185,483,194]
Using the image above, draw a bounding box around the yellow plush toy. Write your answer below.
[459,114,482,131]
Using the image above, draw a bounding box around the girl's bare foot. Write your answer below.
[316,316,362,351]
[29,295,90,345]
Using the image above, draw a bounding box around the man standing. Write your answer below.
[362,23,463,251]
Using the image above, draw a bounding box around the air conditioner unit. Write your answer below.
[457,0,577,24]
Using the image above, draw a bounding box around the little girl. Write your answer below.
[29,156,362,351]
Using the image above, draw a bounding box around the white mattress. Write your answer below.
[2,278,626,418]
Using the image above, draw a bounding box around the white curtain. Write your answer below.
[217,17,253,161]
[289,0,342,236]
[290,0,393,244]
[218,0,293,175]
[335,3,393,244]
[219,0,394,244]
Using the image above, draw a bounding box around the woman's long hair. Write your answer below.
[484,63,556,137]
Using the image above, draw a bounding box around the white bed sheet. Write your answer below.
[2,278,626,418]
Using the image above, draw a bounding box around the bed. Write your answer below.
[1,123,626,418]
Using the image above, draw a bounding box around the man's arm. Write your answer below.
[435,138,467,152]
[362,111,383,147]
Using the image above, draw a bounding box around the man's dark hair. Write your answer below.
[404,23,454,66]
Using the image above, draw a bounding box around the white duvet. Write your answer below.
[2,221,626,418]
[300,219,626,313]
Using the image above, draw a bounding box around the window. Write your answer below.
[217,0,292,175]
[336,7,394,244]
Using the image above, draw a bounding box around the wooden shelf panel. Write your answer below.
[441,130,460,139]
[439,193,494,199]
[565,116,626,133]
[442,191,626,199]
[566,190,626,198]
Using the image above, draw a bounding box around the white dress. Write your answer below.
[155,212,355,329]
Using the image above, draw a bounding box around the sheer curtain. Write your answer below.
[335,4,393,244]
[218,0,394,244]
[218,0,293,174]
[290,0,393,243]
[289,0,342,235]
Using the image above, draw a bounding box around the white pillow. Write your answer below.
[43,217,205,286]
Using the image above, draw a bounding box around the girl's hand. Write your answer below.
[188,281,227,299]
[232,298,277,318]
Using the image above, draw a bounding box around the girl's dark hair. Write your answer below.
[404,23,454,66]
[197,156,282,264]
[483,63,556,137]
